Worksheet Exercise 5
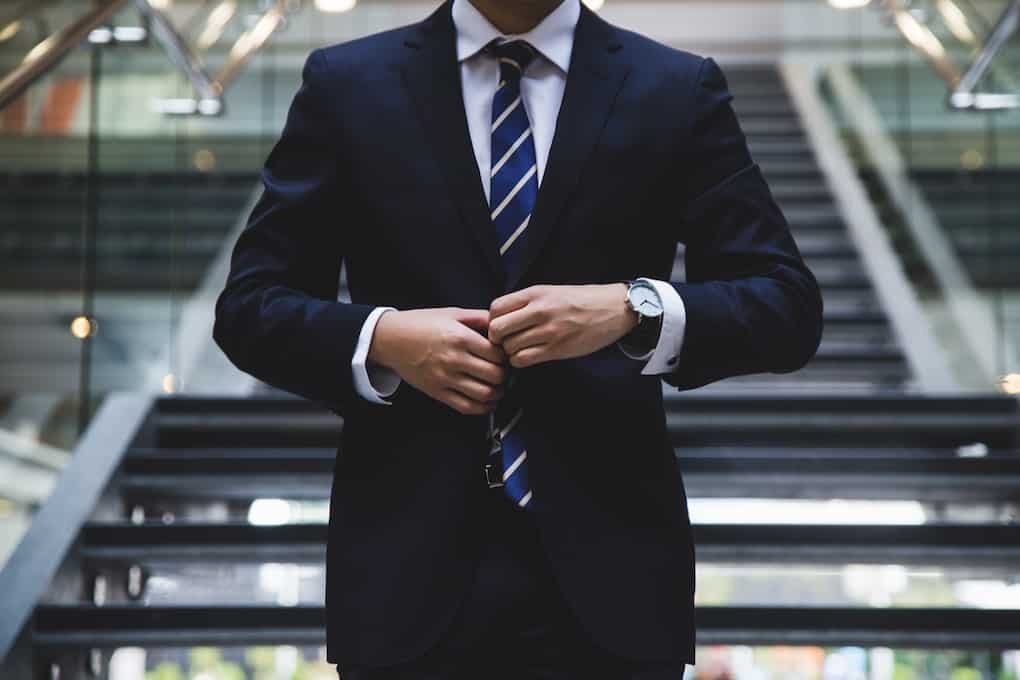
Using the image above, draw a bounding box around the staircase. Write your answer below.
[681,66,914,394]
[871,168,1020,290]
[4,66,1020,678]
[0,170,256,291]
[4,390,1020,677]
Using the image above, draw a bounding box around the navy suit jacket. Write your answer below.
[213,0,823,668]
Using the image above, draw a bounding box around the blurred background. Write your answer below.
[0,0,1019,677]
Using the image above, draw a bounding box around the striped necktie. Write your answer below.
[486,38,538,510]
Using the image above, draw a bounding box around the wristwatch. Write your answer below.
[621,278,664,353]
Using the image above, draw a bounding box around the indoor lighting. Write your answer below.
[24,36,57,65]
[152,97,224,116]
[936,0,977,45]
[88,27,113,44]
[249,498,291,526]
[960,149,984,170]
[582,0,604,10]
[0,20,21,43]
[828,0,870,8]
[893,10,946,59]
[70,315,94,339]
[196,0,236,50]
[1000,374,1020,394]
[951,92,1020,109]
[315,0,357,12]
[193,148,216,172]
[162,373,177,394]
[113,26,147,42]
[148,0,172,8]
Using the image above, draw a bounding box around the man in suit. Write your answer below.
[213,0,823,676]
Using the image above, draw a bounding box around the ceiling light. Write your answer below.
[196,0,236,50]
[315,0,357,12]
[0,20,21,43]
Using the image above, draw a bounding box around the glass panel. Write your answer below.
[0,0,293,570]
[0,0,107,572]
[803,0,1020,391]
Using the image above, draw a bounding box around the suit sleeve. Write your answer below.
[663,57,824,391]
[213,48,377,413]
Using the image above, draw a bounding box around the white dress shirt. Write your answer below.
[350,0,686,405]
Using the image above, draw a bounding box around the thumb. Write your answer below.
[454,308,491,333]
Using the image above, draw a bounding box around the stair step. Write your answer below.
[77,522,1020,564]
[30,604,1020,649]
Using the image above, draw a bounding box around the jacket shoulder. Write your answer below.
[609,23,710,83]
[312,20,421,73]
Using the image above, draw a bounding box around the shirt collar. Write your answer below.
[451,0,579,74]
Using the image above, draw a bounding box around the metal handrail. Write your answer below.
[0,0,130,112]
[144,0,291,116]
[214,0,288,91]
[950,0,1020,109]
[824,63,1016,386]
[0,393,153,664]
[0,0,291,117]
[135,0,224,115]
[779,62,959,391]
[880,0,1020,110]
[880,0,963,87]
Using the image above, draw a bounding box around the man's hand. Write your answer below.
[488,284,639,368]
[368,307,509,415]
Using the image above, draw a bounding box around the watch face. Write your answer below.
[628,284,664,317]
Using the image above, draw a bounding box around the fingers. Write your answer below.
[441,383,499,415]
[451,374,504,405]
[501,325,549,356]
[454,307,490,333]
[488,302,544,345]
[507,344,551,368]
[489,286,539,320]
[456,352,508,386]
[458,324,507,365]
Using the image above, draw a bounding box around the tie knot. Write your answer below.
[487,38,537,82]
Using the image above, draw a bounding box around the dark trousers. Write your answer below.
[336,485,690,680]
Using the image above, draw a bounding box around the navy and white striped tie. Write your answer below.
[487,38,538,510]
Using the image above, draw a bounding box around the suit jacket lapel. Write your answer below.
[400,0,505,289]
[503,3,630,293]
[400,0,630,295]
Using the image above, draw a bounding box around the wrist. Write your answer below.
[367,309,400,369]
[614,283,640,336]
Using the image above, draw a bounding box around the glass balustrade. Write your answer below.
[0,0,313,572]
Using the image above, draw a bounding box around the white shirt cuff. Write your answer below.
[641,278,686,375]
[616,278,686,375]
[351,306,401,405]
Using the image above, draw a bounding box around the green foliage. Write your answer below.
[949,668,982,680]
[144,662,185,680]
[893,663,919,680]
